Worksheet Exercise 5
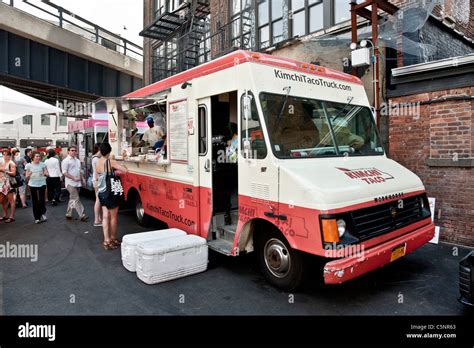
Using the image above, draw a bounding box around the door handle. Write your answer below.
[204,158,210,172]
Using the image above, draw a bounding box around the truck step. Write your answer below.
[218,224,237,243]
[230,210,238,224]
[207,239,233,255]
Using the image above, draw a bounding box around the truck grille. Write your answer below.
[351,194,429,241]
[459,264,472,299]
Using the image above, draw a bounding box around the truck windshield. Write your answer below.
[260,92,384,158]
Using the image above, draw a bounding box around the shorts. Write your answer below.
[98,191,119,210]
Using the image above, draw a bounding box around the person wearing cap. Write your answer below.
[139,116,165,149]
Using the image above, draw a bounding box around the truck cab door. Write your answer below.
[197,98,212,239]
[239,91,279,226]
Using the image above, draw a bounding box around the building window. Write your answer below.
[152,37,183,82]
[41,115,50,126]
[197,15,211,65]
[309,2,324,32]
[231,0,256,49]
[334,0,351,24]
[154,0,165,18]
[23,115,32,125]
[59,115,68,127]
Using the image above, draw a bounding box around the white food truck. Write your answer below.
[101,50,434,290]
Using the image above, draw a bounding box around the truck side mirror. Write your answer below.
[243,95,252,121]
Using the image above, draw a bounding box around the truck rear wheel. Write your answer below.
[134,193,153,227]
[256,229,305,291]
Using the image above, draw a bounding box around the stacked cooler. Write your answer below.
[121,229,208,284]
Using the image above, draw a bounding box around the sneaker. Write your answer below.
[80,215,89,222]
[41,214,47,222]
[65,215,73,220]
[93,222,103,227]
[34,220,41,224]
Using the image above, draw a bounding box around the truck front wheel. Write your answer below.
[257,230,305,291]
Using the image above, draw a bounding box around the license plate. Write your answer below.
[390,243,407,262]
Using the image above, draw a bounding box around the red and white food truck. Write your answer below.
[101,50,434,290]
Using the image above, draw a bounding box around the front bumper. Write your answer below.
[323,222,435,284]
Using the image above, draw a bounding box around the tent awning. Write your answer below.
[0,85,64,123]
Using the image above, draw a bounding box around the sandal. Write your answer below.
[103,241,117,250]
[110,239,122,247]
[0,216,7,221]
[4,218,15,223]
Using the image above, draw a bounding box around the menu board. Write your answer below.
[169,99,188,162]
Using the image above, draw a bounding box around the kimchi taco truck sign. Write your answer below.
[337,167,395,185]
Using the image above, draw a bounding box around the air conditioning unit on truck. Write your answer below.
[98,50,435,291]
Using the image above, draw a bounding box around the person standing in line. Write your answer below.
[91,144,102,227]
[25,152,48,224]
[11,148,27,208]
[45,149,62,206]
[62,146,88,221]
[24,148,32,164]
[96,143,128,250]
[0,149,17,223]
[23,148,33,202]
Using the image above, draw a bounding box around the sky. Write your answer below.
[13,0,144,47]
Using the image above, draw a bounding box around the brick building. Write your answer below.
[388,54,474,246]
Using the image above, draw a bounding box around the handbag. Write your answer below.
[104,159,124,199]
[8,163,23,189]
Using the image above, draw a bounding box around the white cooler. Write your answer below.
[121,228,186,272]
[136,234,208,285]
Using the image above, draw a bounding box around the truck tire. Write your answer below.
[134,193,153,227]
[256,229,305,291]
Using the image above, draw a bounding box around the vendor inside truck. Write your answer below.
[138,115,165,150]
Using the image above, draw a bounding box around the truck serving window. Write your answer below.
[260,93,384,158]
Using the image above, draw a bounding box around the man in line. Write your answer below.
[61,146,88,221]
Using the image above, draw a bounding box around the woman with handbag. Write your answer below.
[12,148,28,208]
[25,152,49,224]
[95,143,128,250]
[0,149,17,223]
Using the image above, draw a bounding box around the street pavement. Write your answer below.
[0,193,472,315]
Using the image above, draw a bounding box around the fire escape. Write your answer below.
[140,0,211,82]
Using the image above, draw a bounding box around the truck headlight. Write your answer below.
[337,219,346,237]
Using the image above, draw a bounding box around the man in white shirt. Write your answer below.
[44,149,62,206]
[140,116,164,149]
[61,146,88,221]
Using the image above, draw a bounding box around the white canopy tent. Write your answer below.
[0,85,64,123]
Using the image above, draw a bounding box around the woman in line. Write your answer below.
[91,144,102,227]
[0,149,17,223]
[95,143,128,250]
[12,148,27,208]
[25,152,49,224]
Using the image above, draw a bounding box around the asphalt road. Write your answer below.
[0,193,472,315]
